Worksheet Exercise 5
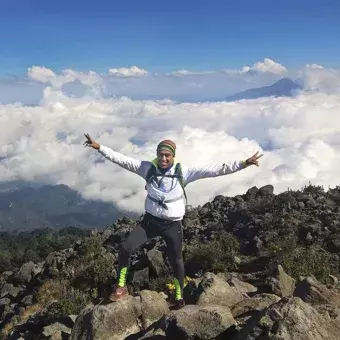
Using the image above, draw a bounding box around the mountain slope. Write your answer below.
[225,78,302,101]
[0,183,124,231]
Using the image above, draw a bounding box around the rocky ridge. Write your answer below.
[1,184,340,339]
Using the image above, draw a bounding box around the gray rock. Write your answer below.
[21,295,34,306]
[42,322,72,339]
[256,185,274,197]
[294,276,340,308]
[231,293,281,318]
[1,283,22,299]
[15,262,35,284]
[140,290,169,329]
[147,249,167,277]
[165,305,236,339]
[226,275,258,294]
[261,297,340,340]
[70,297,142,340]
[194,272,245,308]
[132,267,150,286]
[266,264,295,297]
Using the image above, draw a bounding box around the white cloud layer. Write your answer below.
[108,66,149,77]
[1,61,340,218]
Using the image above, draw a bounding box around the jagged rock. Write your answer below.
[193,272,245,308]
[147,249,167,277]
[140,290,169,329]
[14,261,35,284]
[231,293,281,318]
[70,297,141,340]
[21,294,34,306]
[165,305,236,339]
[266,264,295,297]
[32,263,44,278]
[260,297,340,340]
[256,185,274,197]
[246,186,259,200]
[219,273,258,294]
[132,267,150,286]
[42,322,72,338]
[294,276,340,308]
[0,283,22,299]
[70,291,169,340]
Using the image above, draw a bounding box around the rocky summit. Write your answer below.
[1,183,340,340]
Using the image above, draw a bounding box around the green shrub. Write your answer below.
[184,232,240,276]
[36,279,91,318]
[71,236,116,288]
[267,235,334,282]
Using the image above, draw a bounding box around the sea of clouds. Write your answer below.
[1,58,340,216]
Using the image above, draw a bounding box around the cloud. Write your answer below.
[28,66,56,83]
[168,70,215,77]
[108,66,149,77]
[223,58,287,75]
[299,64,340,94]
[1,63,340,218]
[251,58,287,74]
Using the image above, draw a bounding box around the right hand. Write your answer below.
[83,133,100,150]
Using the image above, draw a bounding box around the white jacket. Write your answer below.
[98,145,246,221]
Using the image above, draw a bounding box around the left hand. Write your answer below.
[245,151,263,167]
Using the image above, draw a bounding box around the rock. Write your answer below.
[132,267,150,286]
[70,297,141,340]
[294,276,340,308]
[223,274,258,294]
[231,293,281,318]
[0,283,22,299]
[165,305,236,339]
[298,201,305,209]
[14,262,35,284]
[21,295,34,306]
[70,292,170,340]
[147,249,167,277]
[32,263,43,278]
[256,185,274,197]
[140,290,169,329]
[194,272,245,308]
[261,297,340,340]
[266,264,295,297]
[42,322,72,338]
[246,186,259,199]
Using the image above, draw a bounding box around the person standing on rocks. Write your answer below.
[83,133,262,309]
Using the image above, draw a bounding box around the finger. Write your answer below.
[256,153,263,159]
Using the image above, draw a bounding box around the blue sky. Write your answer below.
[0,0,339,77]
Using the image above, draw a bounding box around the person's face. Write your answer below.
[157,149,174,169]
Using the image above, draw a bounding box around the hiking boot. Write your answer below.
[171,298,185,310]
[109,284,128,302]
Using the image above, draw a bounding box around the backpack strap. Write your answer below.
[174,163,187,204]
[145,162,187,204]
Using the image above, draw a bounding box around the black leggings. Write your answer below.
[118,213,185,295]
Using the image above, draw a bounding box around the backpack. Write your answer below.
[145,162,188,204]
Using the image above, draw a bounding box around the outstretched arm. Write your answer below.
[184,151,263,184]
[83,133,147,176]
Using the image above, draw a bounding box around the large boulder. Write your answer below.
[294,276,340,308]
[265,265,296,297]
[140,290,169,329]
[14,262,35,284]
[231,293,281,318]
[165,305,236,339]
[260,297,340,340]
[70,290,169,340]
[193,272,245,308]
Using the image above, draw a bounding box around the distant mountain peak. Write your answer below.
[225,77,302,102]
